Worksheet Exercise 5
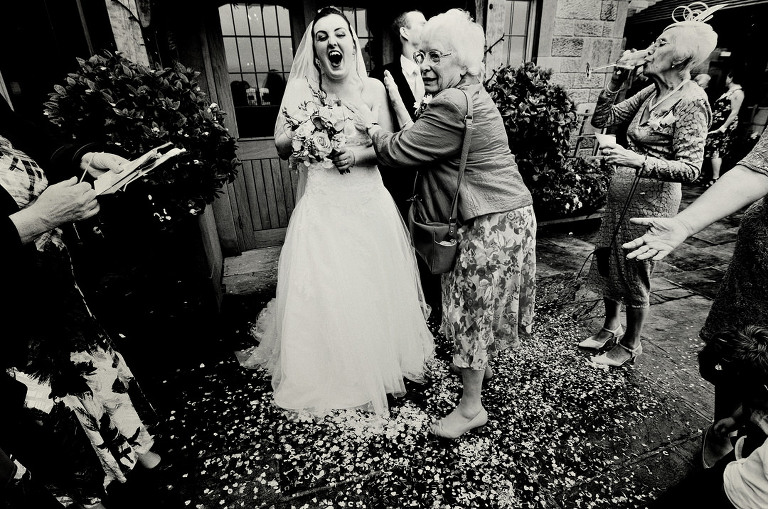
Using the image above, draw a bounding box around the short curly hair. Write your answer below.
[421,9,485,78]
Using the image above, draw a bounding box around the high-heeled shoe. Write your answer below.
[578,324,624,350]
[429,408,488,439]
[590,341,642,367]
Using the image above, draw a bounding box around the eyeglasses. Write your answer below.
[413,50,453,66]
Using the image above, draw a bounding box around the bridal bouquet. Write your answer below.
[282,86,348,173]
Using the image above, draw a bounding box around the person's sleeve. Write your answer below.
[641,96,709,183]
[591,85,653,129]
[372,90,465,168]
[737,128,768,177]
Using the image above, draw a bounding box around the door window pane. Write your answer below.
[219,5,235,36]
[252,38,269,72]
[237,37,255,73]
[263,5,279,36]
[223,38,240,73]
[511,1,530,36]
[232,4,250,36]
[220,3,294,137]
[247,4,265,36]
[277,7,291,36]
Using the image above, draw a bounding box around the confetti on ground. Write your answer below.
[151,274,683,508]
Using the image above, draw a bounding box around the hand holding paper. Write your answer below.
[93,143,186,195]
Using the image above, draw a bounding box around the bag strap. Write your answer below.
[607,172,641,250]
[447,89,474,237]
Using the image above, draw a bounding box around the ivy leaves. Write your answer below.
[486,62,609,219]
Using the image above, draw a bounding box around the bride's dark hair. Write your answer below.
[311,6,361,90]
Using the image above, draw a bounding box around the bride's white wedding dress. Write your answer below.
[237,108,434,416]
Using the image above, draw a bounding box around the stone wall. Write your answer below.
[105,0,150,66]
[536,0,630,156]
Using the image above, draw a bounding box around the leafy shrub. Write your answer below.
[531,156,610,219]
[486,62,608,218]
[44,51,240,226]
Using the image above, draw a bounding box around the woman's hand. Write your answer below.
[622,217,694,260]
[80,152,130,179]
[750,408,768,435]
[382,71,413,129]
[346,100,379,131]
[600,142,644,168]
[383,71,405,108]
[330,147,356,173]
[713,416,739,437]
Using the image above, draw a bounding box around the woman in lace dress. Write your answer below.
[579,17,716,367]
[236,7,434,417]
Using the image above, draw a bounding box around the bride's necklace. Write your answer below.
[648,79,689,113]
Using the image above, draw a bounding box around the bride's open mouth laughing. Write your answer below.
[328,49,343,68]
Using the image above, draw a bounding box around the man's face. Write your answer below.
[405,11,427,49]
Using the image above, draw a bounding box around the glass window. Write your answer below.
[219,5,235,36]
[232,4,250,36]
[277,6,291,36]
[339,7,372,73]
[220,3,293,137]
[266,38,282,70]
[510,1,530,36]
[252,38,269,72]
[223,38,240,73]
[263,5,279,36]
[247,5,265,37]
[504,0,537,64]
[237,37,255,72]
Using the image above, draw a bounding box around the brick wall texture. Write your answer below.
[538,0,629,124]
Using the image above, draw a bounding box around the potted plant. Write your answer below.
[485,62,609,219]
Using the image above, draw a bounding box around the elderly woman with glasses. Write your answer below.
[363,9,536,438]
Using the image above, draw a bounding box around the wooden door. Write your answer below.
[232,138,298,249]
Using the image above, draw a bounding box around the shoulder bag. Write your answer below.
[407,89,473,274]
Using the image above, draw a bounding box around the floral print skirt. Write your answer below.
[442,205,536,370]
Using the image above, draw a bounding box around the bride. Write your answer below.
[236,6,434,416]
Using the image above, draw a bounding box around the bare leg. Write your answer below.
[430,368,487,438]
[599,305,646,363]
[710,155,722,181]
[589,298,623,344]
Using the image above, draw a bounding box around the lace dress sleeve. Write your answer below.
[738,129,768,177]
[591,86,654,129]
[641,95,710,183]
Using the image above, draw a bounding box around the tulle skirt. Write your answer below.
[237,167,434,416]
